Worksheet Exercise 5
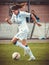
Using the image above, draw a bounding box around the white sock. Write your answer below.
[24,49,27,55]
[15,41,26,50]
[26,46,35,59]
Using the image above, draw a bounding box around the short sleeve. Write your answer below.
[20,11,31,18]
[10,13,15,23]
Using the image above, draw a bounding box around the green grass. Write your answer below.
[0,43,49,65]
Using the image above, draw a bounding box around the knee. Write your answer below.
[11,40,17,45]
[11,38,18,45]
[22,39,27,46]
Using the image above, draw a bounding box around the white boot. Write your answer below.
[28,56,35,61]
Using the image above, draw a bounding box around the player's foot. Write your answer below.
[28,57,35,61]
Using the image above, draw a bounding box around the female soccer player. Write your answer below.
[5,5,41,61]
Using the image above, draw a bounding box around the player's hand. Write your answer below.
[5,18,12,25]
[37,23,42,27]
[5,18,9,22]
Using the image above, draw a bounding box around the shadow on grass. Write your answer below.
[0,60,49,65]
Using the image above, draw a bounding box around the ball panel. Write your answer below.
[12,52,20,60]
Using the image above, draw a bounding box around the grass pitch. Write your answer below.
[0,43,49,65]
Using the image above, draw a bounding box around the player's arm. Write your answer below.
[5,18,12,25]
[31,14,41,26]
[5,13,15,25]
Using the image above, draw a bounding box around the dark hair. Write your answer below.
[11,5,22,10]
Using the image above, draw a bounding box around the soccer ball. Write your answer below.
[12,52,20,60]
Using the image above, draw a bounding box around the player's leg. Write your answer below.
[21,39,35,61]
[11,37,27,50]
[11,37,18,45]
[26,46,35,61]
[21,39,28,56]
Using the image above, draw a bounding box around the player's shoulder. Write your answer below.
[20,11,30,15]
[20,11,26,14]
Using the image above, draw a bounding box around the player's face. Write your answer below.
[12,10,19,15]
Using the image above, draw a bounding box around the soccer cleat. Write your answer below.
[28,57,35,61]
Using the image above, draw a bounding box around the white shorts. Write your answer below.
[14,30,29,40]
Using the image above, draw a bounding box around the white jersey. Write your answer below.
[11,11,30,32]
